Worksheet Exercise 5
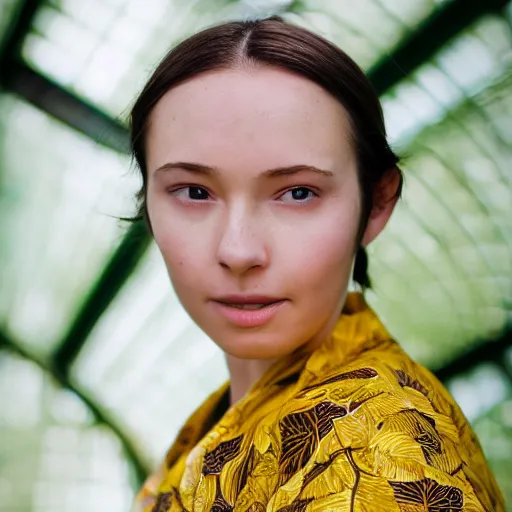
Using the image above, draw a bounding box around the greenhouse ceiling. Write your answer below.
[0,0,511,510]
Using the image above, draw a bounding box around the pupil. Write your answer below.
[190,187,207,200]
[292,188,308,200]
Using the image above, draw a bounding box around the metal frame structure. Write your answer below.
[0,0,511,479]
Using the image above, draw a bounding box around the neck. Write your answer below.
[225,316,342,406]
[225,355,279,406]
[224,293,350,406]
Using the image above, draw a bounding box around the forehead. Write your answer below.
[146,66,354,171]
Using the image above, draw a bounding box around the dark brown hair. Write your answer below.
[129,16,403,289]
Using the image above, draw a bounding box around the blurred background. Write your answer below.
[0,0,511,510]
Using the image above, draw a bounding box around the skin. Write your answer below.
[145,66,398,404]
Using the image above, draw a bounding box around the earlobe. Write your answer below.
[361,167,401,246]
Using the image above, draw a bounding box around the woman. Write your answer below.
[131,16,504,512]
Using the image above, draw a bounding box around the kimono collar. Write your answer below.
[247,291,391,393]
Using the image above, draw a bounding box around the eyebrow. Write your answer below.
[154,162,335,178]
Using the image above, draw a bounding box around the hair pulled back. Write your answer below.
[129,16,402,289]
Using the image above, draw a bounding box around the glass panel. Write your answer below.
[0,350,137,511]
[20,0,446,119]
[72,244,227,467]
[0,94,138,359]
[287,0,451,69]
[383,15,512,145]
[367,15,512,368]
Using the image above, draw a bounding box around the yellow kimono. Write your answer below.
[134,293,504,511]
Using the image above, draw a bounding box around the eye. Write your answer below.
[279,187,317,204]
[171,186,210,201]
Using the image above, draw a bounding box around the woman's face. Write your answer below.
[146,66,374,359]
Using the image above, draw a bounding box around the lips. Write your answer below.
[214,295,285,305]
[210,296,287,327]
[221,303,276,310]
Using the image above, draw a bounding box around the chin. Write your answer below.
[218,333,297,360]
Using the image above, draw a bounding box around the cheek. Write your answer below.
[303,233,354,293]
[279,210,359,287]
[155,232,206,308]
[158,235,200,276]
[150,210,206,283]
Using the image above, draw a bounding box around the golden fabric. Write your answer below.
[134,293,504,511]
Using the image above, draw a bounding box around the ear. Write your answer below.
[361,167,401,247]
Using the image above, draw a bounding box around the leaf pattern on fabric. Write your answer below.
[301,367,378,393]
[151,489,189,512]
[315,401,348,438]
[246,504,266,512]
[276,497,314,512]
[414,428,442,465]
[151,492,173,512]
[279,401,347,481]
[389,478,464,511]
[395,369,429,398]
[374,408,463,478]
[232,444,257,497]
[301,449,344,492]
[203,435,244,475]
[211,475,233,512]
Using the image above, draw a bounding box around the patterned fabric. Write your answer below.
[133,293,504,511]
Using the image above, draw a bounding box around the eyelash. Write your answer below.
[279,187,318,204]
[170,186,210,201]
[169,186,319,204]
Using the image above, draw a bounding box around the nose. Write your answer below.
[216,207,269,275]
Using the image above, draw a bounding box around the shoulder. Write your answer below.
[261,348,504,511]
